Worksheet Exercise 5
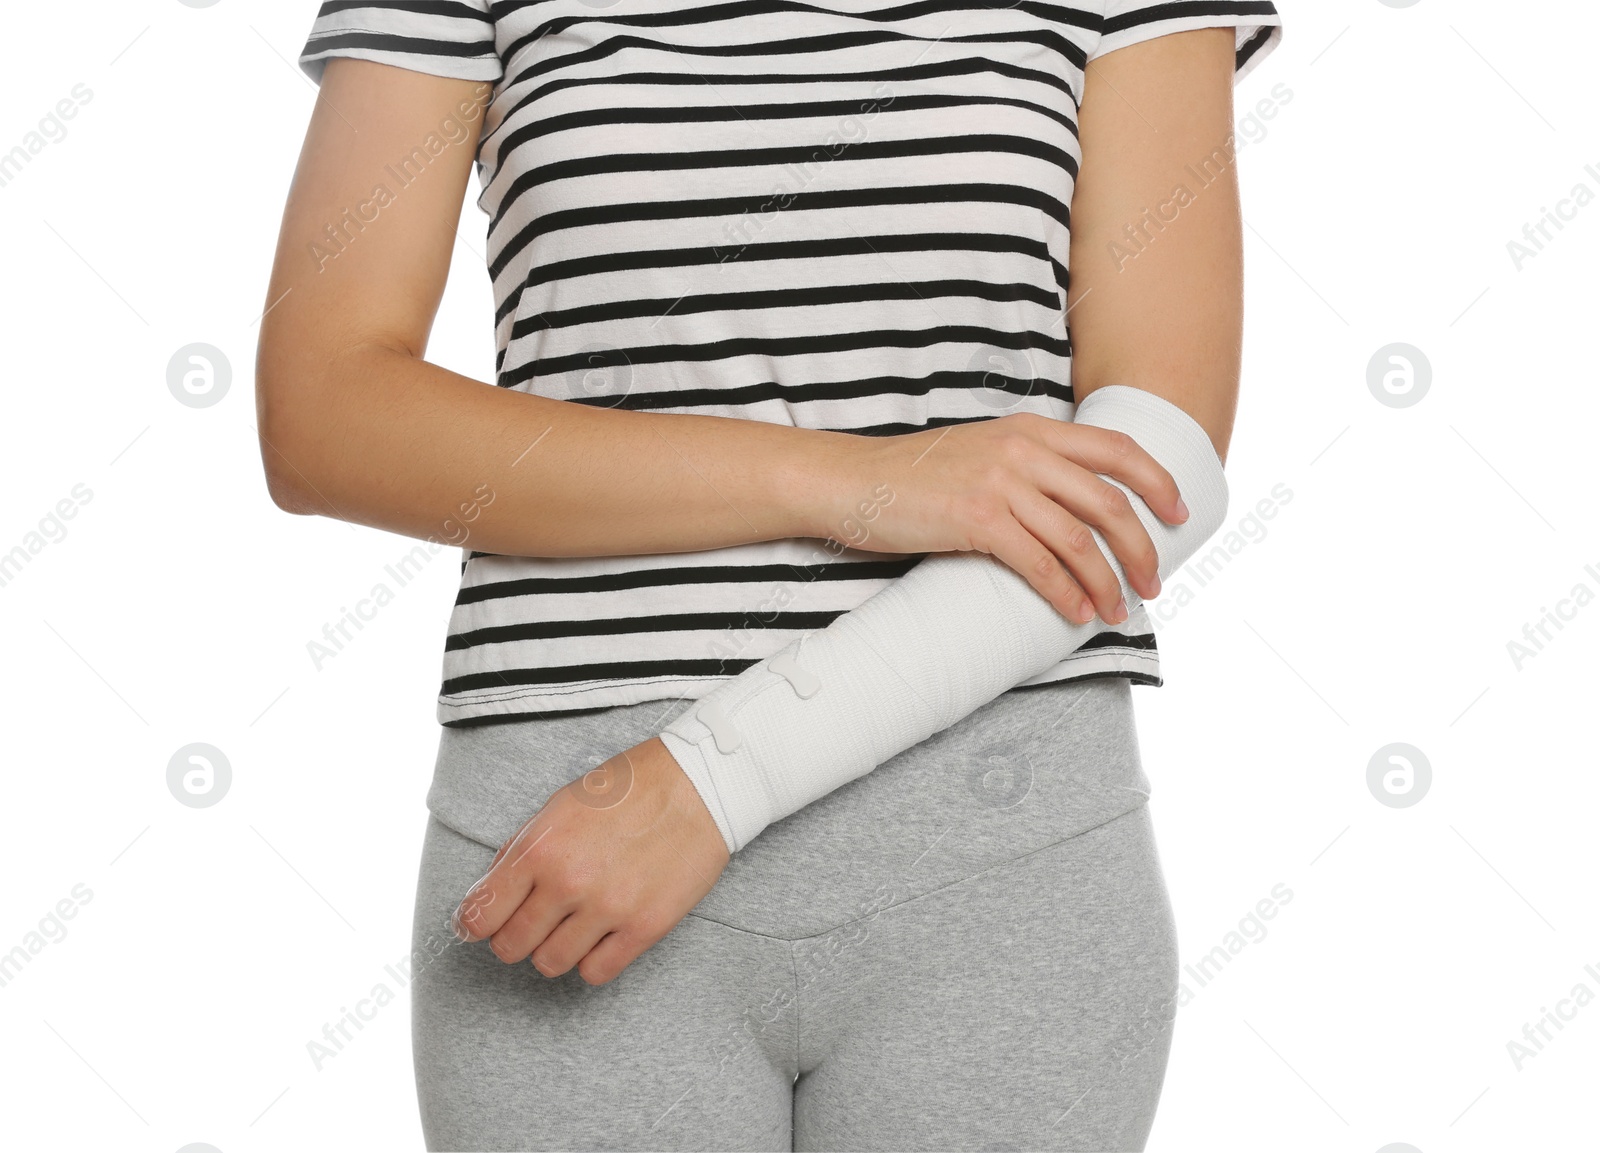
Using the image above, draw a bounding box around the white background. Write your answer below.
[1,2,1595,1151]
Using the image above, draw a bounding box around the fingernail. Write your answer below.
[450,903,469,942]
[1114,597,1127,623]
[1175,496,1190,522]
[1078,600,1096,623]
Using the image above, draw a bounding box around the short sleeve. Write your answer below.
[1092,1,1282,82]
[297,1,502,85]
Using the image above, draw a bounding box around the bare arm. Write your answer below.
[1067,27,1243,464]
[256,59,843,558]
[256,58,1183,621]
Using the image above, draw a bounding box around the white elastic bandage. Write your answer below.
[659,385,1230,853]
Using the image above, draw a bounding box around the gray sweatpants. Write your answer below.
[411,676,1179,1151]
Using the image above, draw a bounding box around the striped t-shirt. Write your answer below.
[297,0,1282,727]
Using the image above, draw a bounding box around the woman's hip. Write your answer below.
[424,675,1152,940]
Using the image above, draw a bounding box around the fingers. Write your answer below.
[485,883,573,964]
[452,814,552,941]
[998,419,1161,602]
[1037,419,1188,527]
[1009,489,1131,623]
[529,909,615,979]
[576,921,670,987]
[487,882,676,984]
[972,512,1096,623]
[1028,465,1162,603]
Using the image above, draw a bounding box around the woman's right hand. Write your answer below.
[823,412,1188,627]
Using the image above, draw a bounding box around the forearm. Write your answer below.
[661,385,1229,851]
[256,57,858,560]
[256,342,858,556]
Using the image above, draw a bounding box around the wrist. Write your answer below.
[656,729,740,855]
[771,427,877,543]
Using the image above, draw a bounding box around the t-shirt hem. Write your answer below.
[298,42,502,86]
[435,653,1165,727]
[1090,9,1283,83]
[437,676,721,728]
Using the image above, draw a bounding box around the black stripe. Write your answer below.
[1102,1,1278,36]
[498,322,1072,388]
[454,556,922,603]
[303,31,493,61]
[488,132,1079,237]
[498,0,1097,54]
[495,230,1058,328]
[442,657,765,694]
[501,22,1088,87]
[1079,630,1158,653]
[489,181,1072,280]
[445,704,620,726]
[522,368,1073,417]
[835,408,1076,437]
[1236,23,1275,70]
[495,91,1077,164]
[515,277,1061,336]
[317,0,494,25]
[486,55,1083,169]
[446,608,849,650]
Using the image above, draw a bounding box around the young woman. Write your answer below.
[260,3,1281,1149]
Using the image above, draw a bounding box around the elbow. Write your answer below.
[263,465,316,517]
[259,428,317,517]
[255,349,324,516]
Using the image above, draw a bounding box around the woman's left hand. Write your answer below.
[450,736,730,985]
